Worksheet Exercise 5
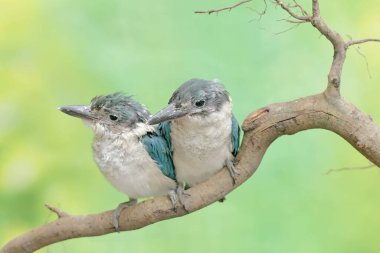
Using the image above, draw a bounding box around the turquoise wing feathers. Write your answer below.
[142,132,176,180]
[231,115,240,157]
[158,121,172,152]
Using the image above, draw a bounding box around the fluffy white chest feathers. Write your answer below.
[171,103,233,186]
[91,123,176,199]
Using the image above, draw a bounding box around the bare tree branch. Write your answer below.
[2,1,380,252]
[272,1,379,98]
[45,204,69,219]
[194,0,252,14]
[292,0,308,16]
[273,23,302,35]
[247,0,267,22]
[312,0,320,17]
[325,164,376,175]
[273,0,311,21]
[285,19,307,24]
[347,38,380,47]
[279,1,379,97]
[277,17,307,24]
[274,0,346,96]
[355,47,372,79]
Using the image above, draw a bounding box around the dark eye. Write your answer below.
[195,100,205,107]
[109,115,118,121]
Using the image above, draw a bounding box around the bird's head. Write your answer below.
[59,93,150,133]
[148,78,230,125]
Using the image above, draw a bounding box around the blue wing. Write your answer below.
[157,121,172,152]
[231,114,240,157]
[142,132,176,180]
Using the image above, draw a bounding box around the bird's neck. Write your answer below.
[91,123,155,171]
[92,122,154,143]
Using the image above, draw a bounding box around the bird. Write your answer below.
[59,93,178,231]
[147,78,240,198]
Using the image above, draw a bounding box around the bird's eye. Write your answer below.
[109,115,118,121]
[195,100,205,107]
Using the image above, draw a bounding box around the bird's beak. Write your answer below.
[58,105,95,120]
[148,103,190,125]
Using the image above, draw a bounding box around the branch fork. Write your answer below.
[45,204,69,219]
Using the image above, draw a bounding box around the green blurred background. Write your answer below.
[1,0,380,252]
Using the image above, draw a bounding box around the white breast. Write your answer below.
[92,123,176,199]
[171,103,233,186]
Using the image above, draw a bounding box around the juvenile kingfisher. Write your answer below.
[148,78,240,191]
[59,93,178,231]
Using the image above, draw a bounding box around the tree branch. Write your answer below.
[3,93,380,253]
[347,38,380,47]
[274,0,344,96]
[290,0,309,16]
[274,0,311,21]
[194,0,252,14]
[272,1,379,98]
[312,0,320,17]
[325,164,376,175]
[44,204,69,218]
[2,1,380,252]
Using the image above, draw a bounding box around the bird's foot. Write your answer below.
[176,185,191,213]
[226,159,240,185]
[168,190,178,212]
[113,198,137,232]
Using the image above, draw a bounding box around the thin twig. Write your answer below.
[273,23,301,35]
[347,38,380,47]
[247,0,267,22]
[292,0,309,16]
[194,0,252,14]
[355,47,372,79]
[278,17,307,24]
[45,204,69,218]
[325,164,376,175]
[274,0,310,21]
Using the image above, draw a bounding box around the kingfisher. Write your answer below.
[147,78,240,193]
[59,93,178,231]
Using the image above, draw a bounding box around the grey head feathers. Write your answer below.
[169,78,229,109]
[90,92,150,126]
[147,78,231,125]
[169,78,230,114]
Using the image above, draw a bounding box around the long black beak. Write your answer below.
[148,103,190,125]
[58,105,95,120]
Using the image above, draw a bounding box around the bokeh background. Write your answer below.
[1,0,380,252]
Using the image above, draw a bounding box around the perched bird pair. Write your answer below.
[59,78,240,231]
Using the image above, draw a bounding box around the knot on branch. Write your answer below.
[242,108,269,131]
[329,77,340,88]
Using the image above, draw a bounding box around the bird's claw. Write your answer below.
[176,186,191,213]
[226,159,240,185]
[113,199,137,232]
[168,190,178,212]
